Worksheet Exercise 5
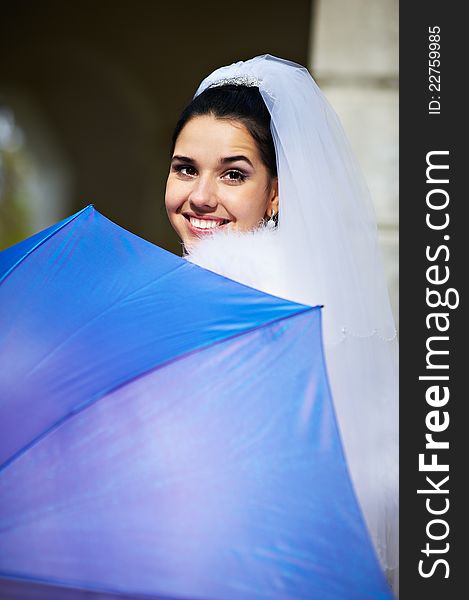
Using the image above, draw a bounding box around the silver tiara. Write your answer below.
[209,75,261,89]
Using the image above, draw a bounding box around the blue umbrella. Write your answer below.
[0,205,392,599]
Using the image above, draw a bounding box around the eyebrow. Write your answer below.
[171,155,195,164]
[171,154,254,168]
[220,155,254,168]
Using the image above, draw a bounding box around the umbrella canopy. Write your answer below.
[0,206,392,599]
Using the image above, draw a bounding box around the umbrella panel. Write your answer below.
[1,310,390,599]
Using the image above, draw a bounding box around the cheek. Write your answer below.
[232,186,269,223]
[164,179,184,214]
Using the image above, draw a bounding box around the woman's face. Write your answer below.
[165,114,278,247]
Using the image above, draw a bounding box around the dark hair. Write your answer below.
[171,85,277,178]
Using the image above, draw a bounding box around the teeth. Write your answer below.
[190,217,225,229]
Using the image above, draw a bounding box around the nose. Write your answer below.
[188,175,218,211]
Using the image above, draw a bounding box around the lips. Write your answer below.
[183,214,230,234]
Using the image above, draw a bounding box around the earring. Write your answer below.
[266,210,277,230]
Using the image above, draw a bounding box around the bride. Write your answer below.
[165,55,398,592]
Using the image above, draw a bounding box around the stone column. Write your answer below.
[309,0,399,329]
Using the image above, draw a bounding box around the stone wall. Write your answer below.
[309,0,399,329]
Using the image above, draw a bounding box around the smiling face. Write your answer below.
[165,114,278,248]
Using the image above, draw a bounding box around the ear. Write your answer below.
[266,177,279,217]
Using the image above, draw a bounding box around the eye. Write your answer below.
[174,165,197,178]
[223,169,247,183]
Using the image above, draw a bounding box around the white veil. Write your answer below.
[194,55,398,588]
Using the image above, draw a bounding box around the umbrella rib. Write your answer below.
[0,205,92,286]
[0,570,210,599]
[0,306,318,475]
